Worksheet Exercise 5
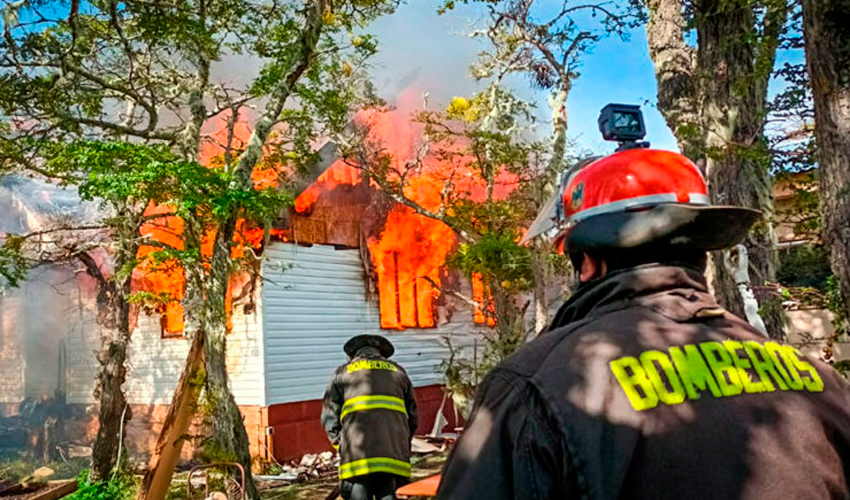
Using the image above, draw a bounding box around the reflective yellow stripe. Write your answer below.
[339,457,411,479]
[341,395,407,421]
[347,359,399,373]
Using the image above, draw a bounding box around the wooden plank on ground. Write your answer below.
[136,333,206,500]
[29,480,77,500]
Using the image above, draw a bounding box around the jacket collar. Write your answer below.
[550,264,722,330]
[353,346,383,359]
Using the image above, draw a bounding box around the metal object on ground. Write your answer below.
[186,463,246,500]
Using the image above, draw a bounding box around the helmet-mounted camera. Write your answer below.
[597,103,650,151]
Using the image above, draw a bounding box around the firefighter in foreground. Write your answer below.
[322,334,418,500]
[436,111,850,498]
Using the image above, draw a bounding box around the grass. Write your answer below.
[0,454,89,483]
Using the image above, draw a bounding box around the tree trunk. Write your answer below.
[695,2,785,339]
[547,85,568,174]
[90,319,131,481]
[531,82,570,334]
[155,4,327,497]
[136,332,205,500]
[531,244,550,335]
[644,0,701,160]
[202,233,260,500]
[803,0,850,320]
[83,245,135,482]
[192,5,328,495]
[645,0,786,338]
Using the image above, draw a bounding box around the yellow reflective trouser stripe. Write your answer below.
[339,457,411,479]
[340,395,407,421]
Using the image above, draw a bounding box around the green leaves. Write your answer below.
[0,234,28,288]
[67,470,135,500]
[449,232,532,291]
[43,140,292,229]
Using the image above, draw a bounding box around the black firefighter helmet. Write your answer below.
[344,334,395,358]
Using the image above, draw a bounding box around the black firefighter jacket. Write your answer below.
[437,264,850,500]
[321,350,419,481]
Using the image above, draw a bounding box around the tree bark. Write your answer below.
[695,1,785,339]
[802,0,850,320]
[531,243,551,334]
[195,3,328,498]
[532,82,570,333]
[201,232,260,500]
[89,294,132,481]
[138,38,211,496]
[644,0,787,338]
[644,0,701,160]
[83,241,135,482]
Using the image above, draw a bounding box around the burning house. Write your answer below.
[0,101,497,463]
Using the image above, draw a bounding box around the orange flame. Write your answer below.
[472,273,496,326]
[368,205,455,329]
[292,88,519,330]
[132,111,287,334]
[294,159,361,213]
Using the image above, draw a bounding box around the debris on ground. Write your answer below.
[411,437,444,454]
[0,479,77,500]
[65,446,91,459]
[30,468,54,482]
[255,452,337,490]
[258,450,449,499]
[0,394,72,463]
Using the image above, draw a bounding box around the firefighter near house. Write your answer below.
[322,334,419,500]
[434,104,850,499]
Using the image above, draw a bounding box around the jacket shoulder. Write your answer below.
[499,306,647,378]
[334,362,350,377]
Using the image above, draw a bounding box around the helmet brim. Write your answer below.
[344,334,395,358]
[519,190,560,245]
[565,203,761,252]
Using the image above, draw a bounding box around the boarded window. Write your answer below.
[376,251,438,329]
[160,301,184,338]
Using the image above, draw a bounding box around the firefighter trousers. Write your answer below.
[341,472,408,500]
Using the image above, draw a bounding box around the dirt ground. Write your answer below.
[0,452,447,500]
[258,452,448,500]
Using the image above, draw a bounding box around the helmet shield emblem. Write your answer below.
[570,182,584,211]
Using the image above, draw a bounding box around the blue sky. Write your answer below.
[367,1,681,156]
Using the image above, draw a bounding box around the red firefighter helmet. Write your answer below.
[521,149,760,253]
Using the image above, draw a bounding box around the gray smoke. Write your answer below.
[0,176,103,411]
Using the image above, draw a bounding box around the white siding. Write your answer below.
[124,295,265,406]
[63,273,265,406]
[0,289,25,404]
[65,277,100,404]
[261,243,481,405]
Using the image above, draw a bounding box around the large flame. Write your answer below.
[358,105,455,329]
[293,88,517,330]
[294,160,361,214]
[132,89,518,333]
[369,205,455,329]
[132,111,287,334]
